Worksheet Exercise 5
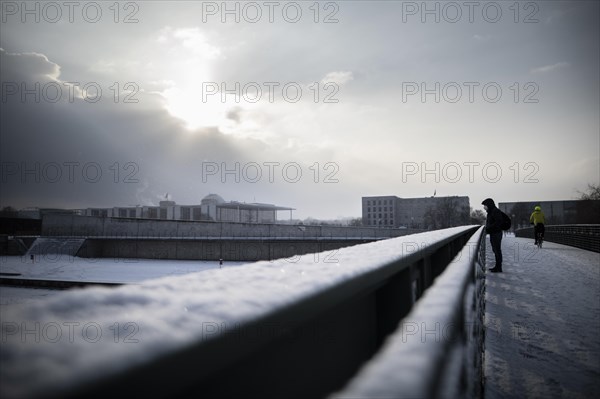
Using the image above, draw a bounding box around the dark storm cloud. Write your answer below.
[0,49,279,209]
[0,48,60,81]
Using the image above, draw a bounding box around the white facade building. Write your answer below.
[82,194,294,224]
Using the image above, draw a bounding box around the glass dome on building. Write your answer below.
[201,194,225,205]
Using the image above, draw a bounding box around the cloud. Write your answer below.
[2,1,598,219]
[157,26,222,59]
[0,48,60,81]
[321,71,354,86]
[530,62,570,74]
[0,48,344,216]
[544,9,566,25]
[0,48,83,100]
[225,107,243,123]
[473,34,491,42]
[0,49,254,209]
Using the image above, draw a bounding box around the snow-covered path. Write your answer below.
[484,236,600,398]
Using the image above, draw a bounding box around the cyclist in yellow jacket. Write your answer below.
[530,206,546,245]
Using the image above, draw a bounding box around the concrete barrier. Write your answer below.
[41,214,420,240]
[77,238,373,261]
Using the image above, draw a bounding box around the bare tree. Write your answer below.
[425,198,470,229]
[577,183,600,200]
[0,206,18,218]
[423,206,438,230]
[470,208,486,225]
[348,218,363,227]
[509,202,533,229]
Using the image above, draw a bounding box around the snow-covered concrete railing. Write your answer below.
[0,226,481,399]
[332,225,486,399]
[515,224,600,253]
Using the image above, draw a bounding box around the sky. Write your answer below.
[1,1,598,219]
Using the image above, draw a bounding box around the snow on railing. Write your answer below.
[331,226,486,399]
[1,225,482,399]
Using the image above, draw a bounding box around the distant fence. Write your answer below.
[515,224,600,253]
[0,226,485,399]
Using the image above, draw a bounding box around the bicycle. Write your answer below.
[535,231,543,249]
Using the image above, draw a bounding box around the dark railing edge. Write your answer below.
[330,226,486,399]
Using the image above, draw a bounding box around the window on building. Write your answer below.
[119,209,127,218]
[129,209,136,218]
[181,207,191,220]
[193,208,203,221]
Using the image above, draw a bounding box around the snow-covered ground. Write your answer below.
[484,236,600,398]
[0,256,247,307]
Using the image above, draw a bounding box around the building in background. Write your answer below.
[362,195,470,229]
[499,200,600,228]
[80,194,295,224]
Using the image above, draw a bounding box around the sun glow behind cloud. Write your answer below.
[155,26,238,131]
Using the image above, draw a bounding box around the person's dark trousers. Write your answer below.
[534,223,545,243]
[490,232,503,270]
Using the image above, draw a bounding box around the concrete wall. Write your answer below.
[42,214,420,240]
[43,214,421,261]
[78,238,375,261]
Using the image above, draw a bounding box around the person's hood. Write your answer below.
[481,198,496,208]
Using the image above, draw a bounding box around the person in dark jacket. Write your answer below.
[482,198,503,273]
